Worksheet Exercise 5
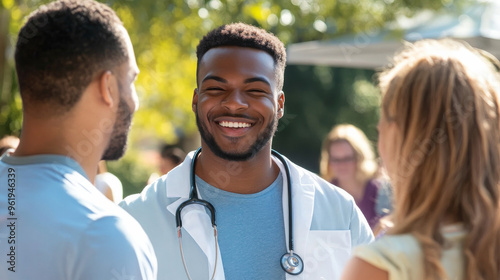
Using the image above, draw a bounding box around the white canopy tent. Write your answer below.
[286,1,500,69]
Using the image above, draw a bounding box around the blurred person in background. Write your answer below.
[147,144,186,184]
[158,144,186,175]
[320,124,392,230]
[342,39,500,280]
[95,160,123,203]
[0,135,20,155]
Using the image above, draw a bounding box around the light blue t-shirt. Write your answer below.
[196,173,286,280]
[0,153,157,280]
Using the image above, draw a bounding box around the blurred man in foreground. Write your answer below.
[0,0,157,279]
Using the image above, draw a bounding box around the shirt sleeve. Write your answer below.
[375,179,394,217]
[353,236,422,280]
[349,200,375,247]
[71,215,157,280]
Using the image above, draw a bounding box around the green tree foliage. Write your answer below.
[0,0,26,138]
[274,65,380,172]
[2,0,473,195]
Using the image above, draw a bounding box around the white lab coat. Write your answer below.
[120,151,374,280]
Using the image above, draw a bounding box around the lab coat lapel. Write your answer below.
[272,155,315,280]
[165,151,225,280]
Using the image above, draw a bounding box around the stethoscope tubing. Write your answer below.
[175,147,303,277]
[271,149,295,253]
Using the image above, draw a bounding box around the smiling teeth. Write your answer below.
[219,121,251,128]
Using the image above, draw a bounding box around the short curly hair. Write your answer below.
[196,22,287,90]
[15,0,127,114]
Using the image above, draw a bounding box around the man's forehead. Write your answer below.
[202,46,273,61]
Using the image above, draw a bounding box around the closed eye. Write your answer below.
[203,87,225,94]
[248,89,269,95]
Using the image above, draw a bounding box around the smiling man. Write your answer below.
[120,23,373,280]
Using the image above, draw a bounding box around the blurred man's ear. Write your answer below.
[99,71,119,108]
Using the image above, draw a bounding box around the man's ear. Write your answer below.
[99,71,118,108]
[192,88,199,113]
[277,91,285,119]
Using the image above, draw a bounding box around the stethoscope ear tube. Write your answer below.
[271,150,304,275]
[175,147,216,228]
[175,147,218,280]
[175,198,216,228]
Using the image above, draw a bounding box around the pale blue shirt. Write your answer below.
[196,173,286,280]
[0,153,157,280]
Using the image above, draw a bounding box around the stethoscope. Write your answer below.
[175,147,304,279]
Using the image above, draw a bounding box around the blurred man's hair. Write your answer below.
[15,0,127,114]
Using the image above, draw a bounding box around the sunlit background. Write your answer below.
[2,0,491,196]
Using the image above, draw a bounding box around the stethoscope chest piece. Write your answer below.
[280,252,304,275]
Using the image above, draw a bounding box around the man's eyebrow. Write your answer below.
[201,75,271,86]
[201,75,227,84]
[244,77,271,86]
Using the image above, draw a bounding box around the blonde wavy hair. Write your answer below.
[319,124,378,183]
[379,39,500,280]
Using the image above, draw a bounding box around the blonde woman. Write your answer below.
[342,39,500,280]
[320,124,392,229]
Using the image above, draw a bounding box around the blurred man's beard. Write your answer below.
[102,96,132,161]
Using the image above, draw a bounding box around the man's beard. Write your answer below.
[102,96,132,160]
[196,111,278,161]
